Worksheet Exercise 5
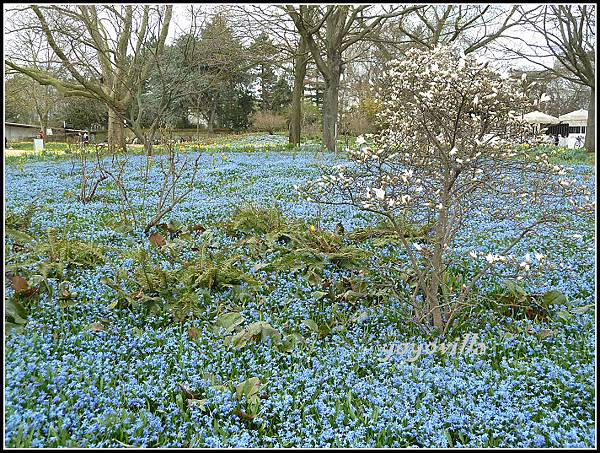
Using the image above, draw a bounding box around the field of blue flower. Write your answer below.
[4,138,596,448]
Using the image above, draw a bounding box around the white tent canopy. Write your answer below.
[559,109,588,125]
[522,111,560,124]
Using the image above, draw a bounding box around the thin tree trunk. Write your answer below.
[584,88,594,154]
[426,189,450,329]
[144,136,153,156]
[196,101,201,142]
[289,36,308,146]
[108,107,126,153]
[40,113,49,140]
[261,64,267,111]
[207,98,217,135]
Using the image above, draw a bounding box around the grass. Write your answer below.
[7,136,595,167]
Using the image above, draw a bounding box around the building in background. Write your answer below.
[4,122,85,145]
[558,109,588,149]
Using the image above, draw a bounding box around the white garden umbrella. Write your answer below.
[522,111,560,124]
[558,109,588,124]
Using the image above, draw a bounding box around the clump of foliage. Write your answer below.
[5,205,37,244]
[103,238,259,319]
[348,216,433,244]
[485,280,567,322]
[250,110,287,135]
[223,205,367,280]
[224,205,293,236]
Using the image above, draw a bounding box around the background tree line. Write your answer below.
[4,4,595,153]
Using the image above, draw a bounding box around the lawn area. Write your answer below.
[4,136,596,447]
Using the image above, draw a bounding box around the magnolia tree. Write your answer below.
[301,46,592,332]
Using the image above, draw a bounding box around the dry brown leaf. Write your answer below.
[12,275,28,293]
[149,232,166,248]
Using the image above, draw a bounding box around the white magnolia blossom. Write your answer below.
[298,45,587,330]
[373,188,385,200]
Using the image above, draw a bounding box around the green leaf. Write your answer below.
[225,321,282,348]
[278,332,305,353]
[541,290,567,307]
[312,290,328,300]
[444,430,455,448]
[215,312,245,333]
[557,310,573,322]
[306,269,323,286]
[5,298,28,326]
[503,280,527,300]
[235,377,261,405]
[571,304,594,314]
[5,227,34,243]
[301,319,319,333]
[87,322,105,332]
[537,329,556,340]
[187,398,208,411]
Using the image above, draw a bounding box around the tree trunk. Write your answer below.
[207,98,217,135]
[260,64,267,111]
[39,113,49,139]
[322,60,341,153]
[584,88,594,154]
[108,107,126,153]
[144,136,154,156]
[427,188,450,330]
[196,101,201,142]
[289,37,308,146]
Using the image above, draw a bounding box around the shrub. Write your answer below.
[250,110,287,135]
[301,46,591,332]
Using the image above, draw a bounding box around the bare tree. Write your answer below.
[283,5,420,152]
[4,23,62,133]
[390,5,529,56]
[226,5,310,146]
[496,5,595,153]
[5,5,173,153]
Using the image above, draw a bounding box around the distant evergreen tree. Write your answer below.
[271,77,293,112]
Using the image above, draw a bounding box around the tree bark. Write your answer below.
[207,97,217,135]
[108,107,126,153]
[39,113,49,139]
[289,37,308,146]
[584,88,594,154]
[427,189,450,329]
[322,58,341,153]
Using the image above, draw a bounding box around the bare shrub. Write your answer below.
[250,110,287,135]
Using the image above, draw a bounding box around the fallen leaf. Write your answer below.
[188,327,200,340]
[537,329,556,340]
[149,232,166,248]
[87,322,105,332]
[11,276,28,293]
[179,382,200,400]
[192,224,206,236]
[233,408,255,421]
